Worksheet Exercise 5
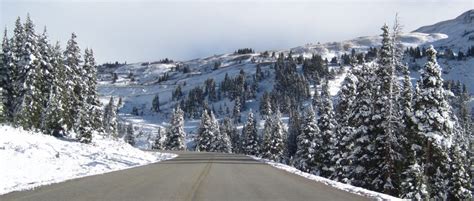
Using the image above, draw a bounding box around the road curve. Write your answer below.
[1,152,371,201]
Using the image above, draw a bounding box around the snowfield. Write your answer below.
[250,156,404,201]
[0,125,177,195]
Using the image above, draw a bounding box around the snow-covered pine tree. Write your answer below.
[233,96,241,123]
[36,27,54,125]
[262,110,286,162]
[447,144,471,200]
[151,94,160,113]
[6,17,24,123]
[63,32,82,131]
[317,80,342,177]
[103,97,118,137]
[42,42,66,136]
[0,88,3,122]
[208,111,223,152]
[125,123,135,146]
[318,79,338,178]
[76,103,93,143]
[220,117,239,153]
[83,48,103,133]
[0,29,6,90]
[15,14,46,130]
[0,29,10,122]
[346,64,376,189]
[287,107,301,159]
[152,127,164,150]
[196,110,215,152]
[399,60,429,199]
[332,70,358,182]
[207,112,230,153]
[370,24,403,196]
[75,47,96,143]
[242,110,259,155]
[259,91,272,119]
[312,88,321,114]
[262,115,273,158]
[458,84,472,157]
[294,105,319,174]
[400,153,429,200]
[401,64,414,136]
[412,46,458,199]
[164,106,186,151]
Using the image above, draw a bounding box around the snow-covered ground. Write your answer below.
[0,125,177,195]
[250,156,404,201]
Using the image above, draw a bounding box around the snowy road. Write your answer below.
[1,152,370,201]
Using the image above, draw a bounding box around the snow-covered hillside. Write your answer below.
[97,9,474,150]
[0,125,177,195]
[288,32,446,60]
[414,9,474,52]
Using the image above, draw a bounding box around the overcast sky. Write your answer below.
[1,0,472,63]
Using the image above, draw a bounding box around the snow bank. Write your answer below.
[0,125,177,195]
[250,156,404,201]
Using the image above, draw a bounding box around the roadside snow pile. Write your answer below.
[0,125,177,195]
[250,156,404,201]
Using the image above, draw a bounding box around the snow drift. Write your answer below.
[250,156,404,201]
[0,125,177,195]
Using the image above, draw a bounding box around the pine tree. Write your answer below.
[447,144,472,200]
[0,29,10,122]
[152,127,164,150]
[370,24,404,195]
[262,110,286,162]
[233,96,241,123]
[164,106,186,151]
[76,103,93,143]
[332,70,358,181]
[214,114,232,153]
[312,88,321,113]
[287,108,301,159]
[221,117,239,153]
[103,97,118,137]
[16,14,45,130]
[43,42,66,136]
[63,32,82,131]
[83,48,103,133]
[317,79,338,177]
[400,154,429,200]
[458,85,472,154]
[36,28,55,127]
[242,111,259,155]
[412,46,458,199]
[262,117,273,157]
[259,92,272,119]
[294,105,319,174]
[6,17,24,122]
[125,123,135,146]
[196,110,215,152]
[347,64,376,188]
[151,94,160,113]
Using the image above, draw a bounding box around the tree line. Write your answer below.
[0,15,104,143]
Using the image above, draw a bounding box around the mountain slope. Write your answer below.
[413,9,474,51]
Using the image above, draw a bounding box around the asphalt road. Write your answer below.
[1,152,371,201]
